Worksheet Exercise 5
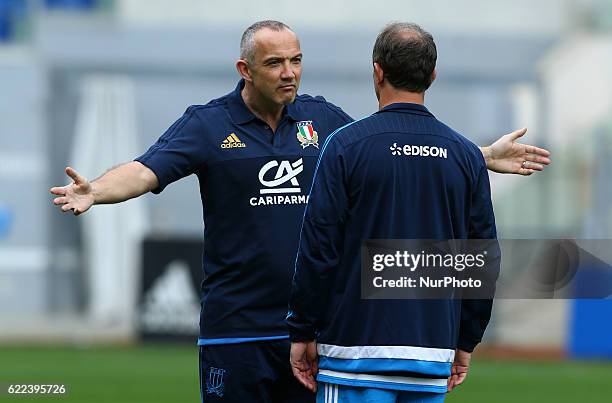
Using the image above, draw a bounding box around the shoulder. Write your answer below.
[435,121,484,164]
[322,112,376,147]
[293,93,353,122]
[163,95,232,142]
[186,94,232,119]
[319,116,368,152]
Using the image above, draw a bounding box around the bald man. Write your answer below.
[52,20,550,402]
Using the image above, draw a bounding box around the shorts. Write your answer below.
[199,339,315,403]
[316,382,446,403]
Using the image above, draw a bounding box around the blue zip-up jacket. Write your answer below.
[287,103,498,393]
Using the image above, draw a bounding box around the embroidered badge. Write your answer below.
[205,367,227,397]
[296,121,319,149]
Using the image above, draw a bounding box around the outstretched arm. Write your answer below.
[50,161,158,216]
[480,128,551,176]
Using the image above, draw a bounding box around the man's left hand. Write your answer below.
[290,341,319,393]
[482,128,551,175]
[448,349,472,392]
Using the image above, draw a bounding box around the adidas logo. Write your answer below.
[221,133,246,149]
[139,260,200,335]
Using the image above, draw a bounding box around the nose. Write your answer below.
[280,60,295,80]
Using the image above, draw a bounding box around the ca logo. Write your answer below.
[258,158,304,194]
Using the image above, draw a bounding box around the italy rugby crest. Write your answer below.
[296,121,319,149]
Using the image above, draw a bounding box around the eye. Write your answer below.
[291,57,302,65]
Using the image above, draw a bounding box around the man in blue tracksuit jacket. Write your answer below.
[287,23,499,403]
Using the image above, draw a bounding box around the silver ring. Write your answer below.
[522,160,528,169]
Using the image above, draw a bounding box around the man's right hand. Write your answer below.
[50,167,95,216]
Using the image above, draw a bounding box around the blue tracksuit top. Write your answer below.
[287,102,498,393]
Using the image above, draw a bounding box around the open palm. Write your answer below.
[487,128,551,175]
[50,167,95,216]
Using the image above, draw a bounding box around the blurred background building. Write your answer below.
[1,0,612,359]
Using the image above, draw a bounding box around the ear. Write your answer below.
[431,68,437,84]
[373,62,385,85]
[236,59,252,83]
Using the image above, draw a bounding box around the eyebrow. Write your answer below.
[262,53,303,63]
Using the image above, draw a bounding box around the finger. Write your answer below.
[305,376,316,392]
[525,162,545,171]
[525,153,551,165]
[312,357,319,375]
[292,362,309,373]
[308,375,317,392]
[298,366,317,392]
[290,357,309,372]
[453,372,468,388]
[309,360,319,392]
[524,144,551,158]
[53,197,67,205]
[518,168,535,176]
[294,371,316,392]
[507,127,527,141]
[65,167,86,185]
[61,204,73,212]
[447,375,457,392]
[292,364,316,390]
[50,187,66,196]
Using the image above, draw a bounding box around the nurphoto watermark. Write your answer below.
[361,239,612,299]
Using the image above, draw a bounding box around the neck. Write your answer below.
[377,88,425,110]
[241,84,284,130]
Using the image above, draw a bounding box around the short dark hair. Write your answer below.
[372,22,437,93]
[240,20,293,63]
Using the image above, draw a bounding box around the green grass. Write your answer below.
[0,345,199,403]
[0,345,611,402]
[447,358,612,403]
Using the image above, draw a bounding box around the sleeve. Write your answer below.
[286,137,349,341]
[135,106,208,194]
[457,163,500,352]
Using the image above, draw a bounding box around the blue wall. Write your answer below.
[569,300,612,359]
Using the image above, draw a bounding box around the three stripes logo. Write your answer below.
[323,383,339,403]
[221,133,246,149]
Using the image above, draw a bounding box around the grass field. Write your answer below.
[1,344,611,402]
